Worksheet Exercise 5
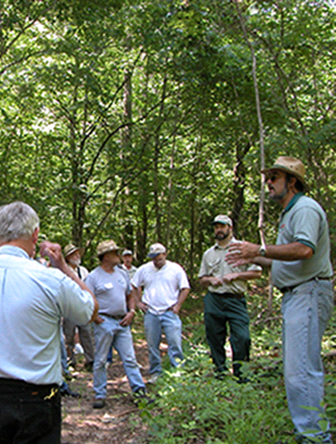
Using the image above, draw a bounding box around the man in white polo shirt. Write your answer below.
[132,243,190,383]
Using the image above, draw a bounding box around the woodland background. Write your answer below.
[1,0,336,280]
[1,2,335,442]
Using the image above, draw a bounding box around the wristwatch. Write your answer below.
[259,245,266,257]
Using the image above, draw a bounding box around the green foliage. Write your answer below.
[136,291,336,444]
[0,0,336,271]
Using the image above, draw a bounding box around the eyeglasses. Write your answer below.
[266,173,280,182]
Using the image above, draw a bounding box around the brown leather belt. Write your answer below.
[280,276,332,294]
[102,314,125,320]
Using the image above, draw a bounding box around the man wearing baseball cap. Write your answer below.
[199,215,262,381]
[132,243,190,383]
[85,240,148,408]
[121,249,138,280]
[226,157,334,443]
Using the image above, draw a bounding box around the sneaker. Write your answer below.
[147,373,160,384]
[296,435,333,444]
[60,382,81,398]
[93,398,106,409]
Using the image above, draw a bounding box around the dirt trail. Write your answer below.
[61,341,152,444]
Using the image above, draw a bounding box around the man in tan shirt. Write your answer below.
[199,215,261,381]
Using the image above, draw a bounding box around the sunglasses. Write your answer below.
[266,173,281,182]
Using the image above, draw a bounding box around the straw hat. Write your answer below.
[96,240,120,256]
[64,244,83,258]
[261,156,308,190]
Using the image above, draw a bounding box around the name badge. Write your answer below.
[105,282,113,289]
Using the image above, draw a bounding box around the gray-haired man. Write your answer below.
[0,201,98,443]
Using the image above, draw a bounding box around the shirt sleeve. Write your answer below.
[84,273,95,293]
[177,266,190,289]
[122,270,132,295]
[131,267,142,288]
[58,275,94,325]
[290,205,322,252]
[198,253,208,278]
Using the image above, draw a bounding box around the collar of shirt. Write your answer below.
[279,192,304,221]
[213,236,237,251]
[0,245,30,259]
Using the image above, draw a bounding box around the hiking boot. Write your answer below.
[93,398,106,409]
[60,382,81,398]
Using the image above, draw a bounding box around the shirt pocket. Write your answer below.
[208,258,221,275]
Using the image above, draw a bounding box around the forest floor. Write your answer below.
[60,294,336,444]
[61,335,154,444]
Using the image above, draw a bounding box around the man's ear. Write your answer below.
[32,227,40,245]
[288,176,298,191]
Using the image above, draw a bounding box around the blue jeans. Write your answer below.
[282,279,334,442]
[144,310,184,374]
[60,327,69,375]
[93,316,145,399]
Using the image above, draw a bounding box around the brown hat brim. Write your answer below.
[65,247,85,257]
[261,166,308,191]
[96,247,120,257]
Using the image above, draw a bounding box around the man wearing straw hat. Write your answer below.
[85,240,148,409]
[226,157,334,444]
[63,243,95,371]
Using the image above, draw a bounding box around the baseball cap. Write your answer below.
[211,215,233,226]
[147,242,166,258]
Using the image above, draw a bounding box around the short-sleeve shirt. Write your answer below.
[131,260,190,315]
[77,265,89,280]
[0,246,94,386]
[121,264,137,280]
[85,266,131,317]
[271,194,333,289]
[199,237,262,294]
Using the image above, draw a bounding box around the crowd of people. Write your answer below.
[0,156,334,444]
